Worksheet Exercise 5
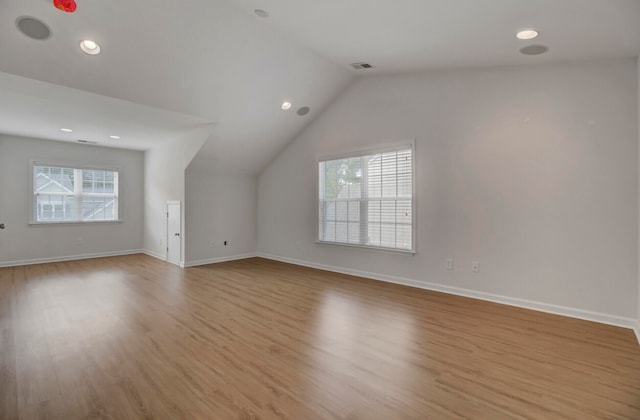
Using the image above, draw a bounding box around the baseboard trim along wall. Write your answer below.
[183,253,258,268]
[257,253,638,334]
[142,250,258,268]
[142,249,166,261]
[634,321,640,347]
[0,249,144,268]
[142,250,185,267]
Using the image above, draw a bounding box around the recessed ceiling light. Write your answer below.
[80,39,101,55]
[516,29,539,40]
[60,128,73,132]
[281,101,292,110]
[254,9,269,18]
[109,135,121,139]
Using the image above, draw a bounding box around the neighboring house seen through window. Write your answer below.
[32,163,120,223]
[318,143,414,252]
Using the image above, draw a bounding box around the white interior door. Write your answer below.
[167,201,181,265]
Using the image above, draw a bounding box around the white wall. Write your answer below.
[142,126,212,262]
[258,58,639,320]
[185,171,257,265]
[143,139,185,260]
[637,55,640,330]
[0,135,143,265]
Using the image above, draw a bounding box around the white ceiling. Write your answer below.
[227,0,640,73]
[0,72,212,150]
[0,0,352,174]
[0,0,639,174]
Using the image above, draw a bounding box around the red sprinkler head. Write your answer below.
[53,0,77,13]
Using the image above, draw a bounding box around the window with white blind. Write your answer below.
[318,143,415,252]
[31,162,120,224]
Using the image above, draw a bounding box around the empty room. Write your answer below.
[1,0,640,418]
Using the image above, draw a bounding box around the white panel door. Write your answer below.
[167,202,181,265]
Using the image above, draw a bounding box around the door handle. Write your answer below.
[174,233,180,236]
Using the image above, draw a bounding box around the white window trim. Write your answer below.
[316,140,416,254]
[29,160,122,225]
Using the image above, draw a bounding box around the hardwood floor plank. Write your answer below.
[0,266,18,419]
[1,255,639,419]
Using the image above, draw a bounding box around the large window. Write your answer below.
[318,143,414,252]
[32,163,120,224]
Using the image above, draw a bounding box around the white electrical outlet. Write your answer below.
[472,261,480,273]
[446,258,453,270]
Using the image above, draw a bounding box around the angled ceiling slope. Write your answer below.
[2,1,638,174]
[0,72,212,150]
[0,0,353,175]
[226,0,640,73]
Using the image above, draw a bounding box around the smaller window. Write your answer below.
[32,162,120,224]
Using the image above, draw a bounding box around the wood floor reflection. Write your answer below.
[1,255,639,419]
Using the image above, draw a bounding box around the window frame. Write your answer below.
[316,141,416,254]
[29,160,122,225]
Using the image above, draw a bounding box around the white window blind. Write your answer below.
[32,163,120,224]
[318,144,414,252]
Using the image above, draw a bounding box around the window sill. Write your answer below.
[29,220,123,227]
[315,240,416,254]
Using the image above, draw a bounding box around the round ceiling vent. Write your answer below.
[16,16,52,40]
[519,45,549,56]
[297,106,310,116]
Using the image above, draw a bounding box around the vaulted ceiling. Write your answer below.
[228,0,640,72]
[0,0,639,174]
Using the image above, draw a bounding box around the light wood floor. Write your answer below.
[1,255,640,419]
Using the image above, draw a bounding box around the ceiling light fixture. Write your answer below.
[109,135,121,139]
[254,9,269,18]
[60,128,73,132]
[281,101,292,110]
[516,29,539,40]
[80,39,101,55]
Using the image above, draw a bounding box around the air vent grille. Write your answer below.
[350,62,374,70]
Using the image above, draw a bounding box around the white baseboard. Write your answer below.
[142,249,166,261]
[257,253,637,332]
[142,250,187,267]
[634,321,640,347]
[183,253,258,268]
[144,250,257,268]
[0,249,144,268]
